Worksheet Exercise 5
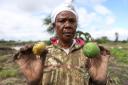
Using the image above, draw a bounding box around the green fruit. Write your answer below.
[83,42,100,58]
[32,42,46,55]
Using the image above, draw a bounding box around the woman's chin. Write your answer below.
[62,35,74,41]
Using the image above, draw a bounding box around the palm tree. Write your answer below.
[115,32,119,42]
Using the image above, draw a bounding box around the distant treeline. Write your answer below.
[95,36,128,44]
[0,40,33,46]
[0,37,127,46]
[0,39,51,46]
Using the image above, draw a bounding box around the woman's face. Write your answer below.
[54,11,77,42]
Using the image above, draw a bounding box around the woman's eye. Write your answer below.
[59,19,65,23]
[69,19,76,23]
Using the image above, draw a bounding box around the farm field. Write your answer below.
[0,42,128,85]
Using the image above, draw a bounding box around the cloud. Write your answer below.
[17,0,61,13]
[0,0,127,41]
[76,5,124,41]
[77,7,96,28]
[87,27,128,41]
[90,0,107,4]
[94,5,111,16]
[75,0,107,7]
[76,5,116,32]
[0,8,52,41]
[75,0,118,41]
[106,16,116,26]
[0,0,64,41]
[0,0,62,13]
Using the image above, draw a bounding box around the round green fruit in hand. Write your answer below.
[83,42,100,58]
[32,42,46,55]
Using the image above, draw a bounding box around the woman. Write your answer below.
[14,2,110,85]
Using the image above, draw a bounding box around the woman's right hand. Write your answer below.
[13,44,47,85]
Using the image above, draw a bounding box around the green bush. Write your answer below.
[96,36,110,44]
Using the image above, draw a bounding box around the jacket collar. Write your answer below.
[50,37,85,52]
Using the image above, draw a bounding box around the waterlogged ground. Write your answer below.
[0,42,128,85]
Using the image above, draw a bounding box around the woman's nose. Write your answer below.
[64,21,71,27]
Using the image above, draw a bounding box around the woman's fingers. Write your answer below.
[20,44,33,54]
[99,46,110,55]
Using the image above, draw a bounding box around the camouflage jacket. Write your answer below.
[41,38,90,85]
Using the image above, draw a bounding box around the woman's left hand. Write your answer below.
[86,46,110,82]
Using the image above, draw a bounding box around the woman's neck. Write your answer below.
[58,39,73,49]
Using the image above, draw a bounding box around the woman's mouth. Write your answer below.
[63,32,73,36]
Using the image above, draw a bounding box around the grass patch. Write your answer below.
[0,55,8,63]
[110,47,128,64]
[0,69,17,78]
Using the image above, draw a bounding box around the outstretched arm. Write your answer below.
[13,45,47,85]
[86,46,110,85]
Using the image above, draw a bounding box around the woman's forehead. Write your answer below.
[56,11,77,19]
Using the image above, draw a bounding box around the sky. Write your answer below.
[0,0,128,41]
